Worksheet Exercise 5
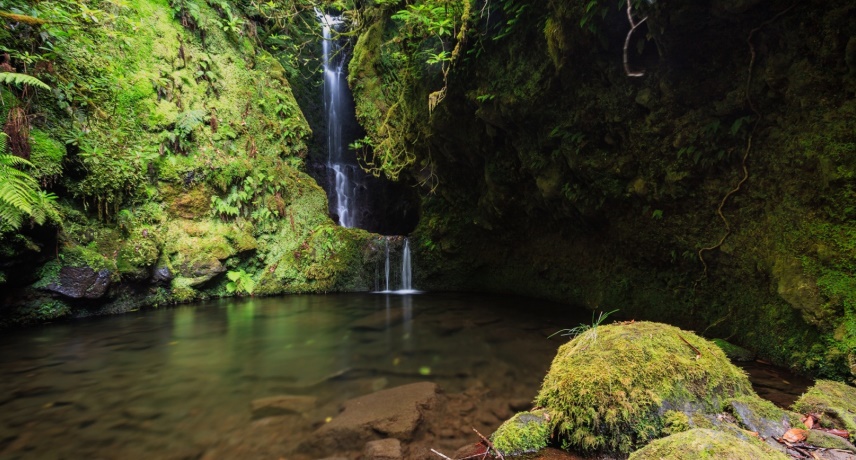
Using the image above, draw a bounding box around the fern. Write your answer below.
[0,135,58,232]
[175,108,206,136]
[0,72,50,91]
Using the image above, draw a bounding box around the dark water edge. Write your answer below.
[0,292,811,459]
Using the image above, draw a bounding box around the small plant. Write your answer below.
[225,269,255,295]
[549,309,618,347]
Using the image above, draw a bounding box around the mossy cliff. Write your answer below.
[0,0,387,327]
[345,1,856,381]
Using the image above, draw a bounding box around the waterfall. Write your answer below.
[401,238,412,291]
[320,13,356,228]
[376,237,418,294]
[384,237,390,292]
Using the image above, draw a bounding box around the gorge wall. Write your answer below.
[346,0,856,381]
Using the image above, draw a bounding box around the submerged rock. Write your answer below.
[627,428,789,459]
[302,382,438,455]
[362,438,402,460]
[534,321,755,454]
[250,395,317,419]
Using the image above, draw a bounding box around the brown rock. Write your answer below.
[303,382,438,456]
[250,395,317,419]
[363,438,401,460]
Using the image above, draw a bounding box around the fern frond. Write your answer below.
[0,72,50,91]
[175,109,207,135]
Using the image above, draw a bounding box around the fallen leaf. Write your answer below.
[801,414,816,429]
[815,427,850,439]
[782,428,807,443]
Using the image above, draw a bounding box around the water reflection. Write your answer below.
[0,293,810,459]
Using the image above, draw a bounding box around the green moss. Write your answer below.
[10,300,72,325]
[535,321,754,453]
[491,411,551,456]
[713,339,755,362]
[116,235,160,277]
[627,429,789,460]
[793,380,856,441]
[661,411,691,436]
[805,429,856,451]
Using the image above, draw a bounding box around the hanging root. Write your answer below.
[623,0,648,77]
[696,4,795,284]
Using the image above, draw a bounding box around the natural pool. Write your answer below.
[0,292,811,459]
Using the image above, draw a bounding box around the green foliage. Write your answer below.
[0,72,50,91]
[548,308,618,343]
[225,268,255,295]
[793,380,856,441]
[0,137,59,232]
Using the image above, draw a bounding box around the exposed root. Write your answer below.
[623,0,648,77]
[696,5,795,284]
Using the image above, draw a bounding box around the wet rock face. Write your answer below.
[44,267,111,299]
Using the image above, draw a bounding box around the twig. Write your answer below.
[430,448,455,460]
[695,4,795,283]
[473,427,504,460]
[623,0,648,77]
[677,333,701,360]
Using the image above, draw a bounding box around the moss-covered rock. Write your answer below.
[490,410,551,456]
[535,321,754,453]
[627,428,789,460]
[713,339,755,362]
[793,380,856,442]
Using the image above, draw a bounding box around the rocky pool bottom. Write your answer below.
[0,292,835,459]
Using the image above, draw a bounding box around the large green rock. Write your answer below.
[535,321,754,453]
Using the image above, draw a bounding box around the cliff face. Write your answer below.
[347,0,856,381]
[0,0,387,326]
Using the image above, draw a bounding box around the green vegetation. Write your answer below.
[0,139,59,232]
[793,380,856,441]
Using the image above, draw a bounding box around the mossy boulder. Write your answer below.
[490,410,551,456]
[793,380,856,442]
[535,321,754,453]
[627,428,789,460]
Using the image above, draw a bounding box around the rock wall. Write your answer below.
[0,0,387,326]
[347,0,856,381]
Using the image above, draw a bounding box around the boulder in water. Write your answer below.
[534,321,755,454]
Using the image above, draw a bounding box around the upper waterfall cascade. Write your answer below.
[321,13,357,228]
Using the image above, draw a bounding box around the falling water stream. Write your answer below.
[321,13,357,228]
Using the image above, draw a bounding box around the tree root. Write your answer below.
[695,5,795,284]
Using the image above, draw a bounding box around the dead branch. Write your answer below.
[473,428,504,460]
[677,333,702,360]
